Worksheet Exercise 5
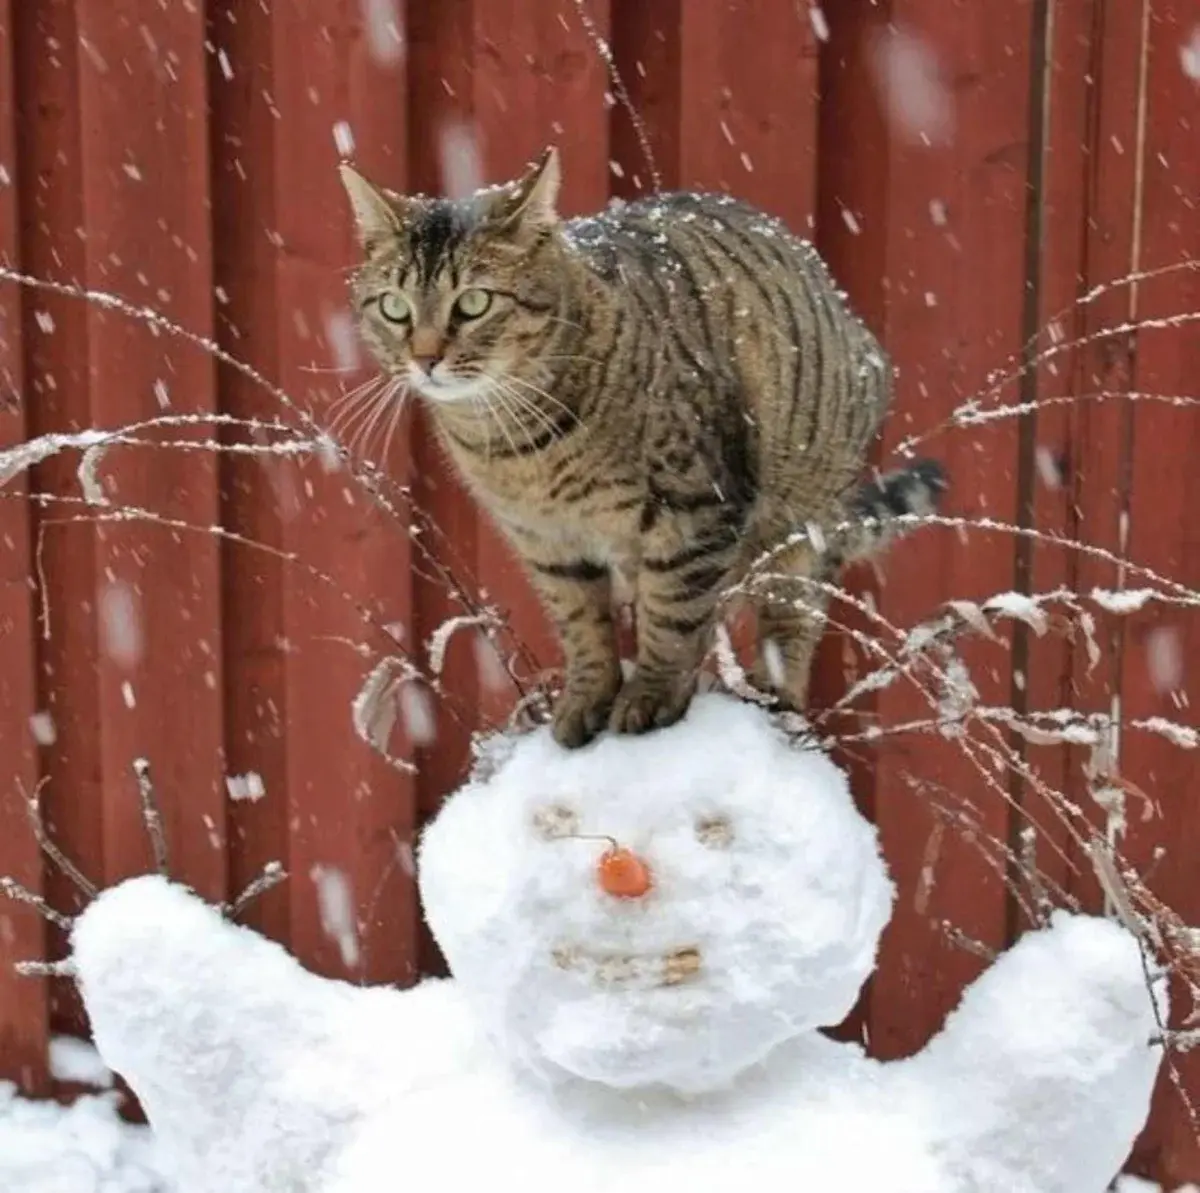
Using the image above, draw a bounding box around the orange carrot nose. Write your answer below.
[597,846,653,899]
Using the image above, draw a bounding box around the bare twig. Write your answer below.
[14,958,76,979]
[0,878,73,931]
[939,920,999,964]
[132,759,170,877]
[21,777,98,901]
[228,861,288,920]
[1086,841,1142,937]
[1152,1029,1200,1053]
[1019,825,1053,928]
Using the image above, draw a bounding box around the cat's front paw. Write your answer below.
[608,674,695,737]
[551,687,617,750]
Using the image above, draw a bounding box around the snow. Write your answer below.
[223,771,266,803]
[49,1035,116,1089]
[7,695,1168,1192]
[1091,586,1156,614]
[0,1082,169,1193]
[0,427,109,489]
[420,694,894,1092]
[866,23,954,147]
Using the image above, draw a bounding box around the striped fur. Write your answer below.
[340,149,947,747]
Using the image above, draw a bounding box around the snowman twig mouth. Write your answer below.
[550,945,703,988]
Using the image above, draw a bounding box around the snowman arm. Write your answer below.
[911,912,1166,1193]
[69,876,336,1133]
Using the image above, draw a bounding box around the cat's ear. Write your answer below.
[496,146,561,229]
[339,163,403,253]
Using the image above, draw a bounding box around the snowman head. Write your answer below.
[418,694,894,1094]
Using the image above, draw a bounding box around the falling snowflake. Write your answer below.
[29,711,57,746]
[473,631,510,693]
[866,24,955,147]
[438,121,483,200]
[325,309,361,375]
[99,581,144,669]
[1146,626,1183,695]
[311,865,361,969]
[360,0,405,65]
[226,772,267,803]
[1181,27,1200,80]
[1035,445,1062,490]
[333,121,356,159]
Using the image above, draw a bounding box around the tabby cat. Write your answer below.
[339,148,946,749]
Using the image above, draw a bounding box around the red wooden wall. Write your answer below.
[1,0,1198,1183]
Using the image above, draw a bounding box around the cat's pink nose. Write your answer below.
[412,354,442,376]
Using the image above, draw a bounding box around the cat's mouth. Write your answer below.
[550,945,703,988]
[407,368,486,404]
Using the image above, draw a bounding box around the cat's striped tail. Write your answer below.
[829,458,948,566]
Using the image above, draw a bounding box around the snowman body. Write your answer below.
[330,981,946,1193]
[67,694,1166,1193]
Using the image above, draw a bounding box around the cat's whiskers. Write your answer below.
[328,388,387,454]
[325,373,387,439]
[442,365,540,455]
[368,377,412,460]
[459,372,525,459]
[489,377,563,448]
[481,386,528,460]
[349,375,405,460]
[500,372,580,430]
[378,383,413,466]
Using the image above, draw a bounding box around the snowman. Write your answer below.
[35,694,1164,1192]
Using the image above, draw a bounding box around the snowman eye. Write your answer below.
[532,804,579,841]
[695,816,733,849]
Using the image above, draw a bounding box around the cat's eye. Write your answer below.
[455,288,492,319]
[378,292,411,323]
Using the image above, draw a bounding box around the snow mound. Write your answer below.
[0,1081,168,1193]
[419,692,894,1092]
[64,872,1164,1193]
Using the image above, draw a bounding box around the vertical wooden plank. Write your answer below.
[1118,2,1200,1181]
[1062,0,1147,915]
[613,0,819,229]
[268,0,419,986]
[678,0,818,232]
[0,0,49,1096]
[822,0,1034,1056]
[610,0,682,194]
[73,0,225,902]
[206,0,290,946]
[1024,0,1147,922]
[14,0,103,1043]
[1018,0,1095,924]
